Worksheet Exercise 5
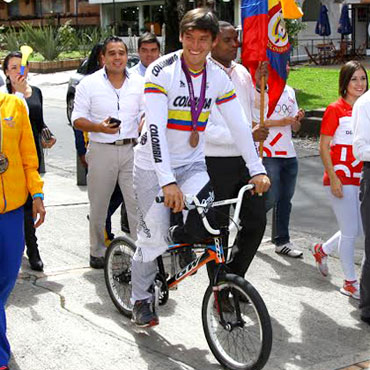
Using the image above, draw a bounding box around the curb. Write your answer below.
[337,360,370,369]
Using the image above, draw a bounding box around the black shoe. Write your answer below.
[132,299,159,328]
[27,249,44,272]
[361,315,370,325]
[89,255,105,269]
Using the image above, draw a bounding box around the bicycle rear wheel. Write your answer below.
[104,236,136,318]
[202,274,272,370]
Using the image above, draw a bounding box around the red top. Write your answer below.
[321,98,362,186]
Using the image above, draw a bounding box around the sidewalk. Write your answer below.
[6,169,370,370]
[5,70,370,370]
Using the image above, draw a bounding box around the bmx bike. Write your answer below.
[104,184,272,370]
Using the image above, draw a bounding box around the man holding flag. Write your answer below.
[205,20,270,280]
[241,0,304,257]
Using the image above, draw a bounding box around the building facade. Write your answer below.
[0,0,100,27]
[89,0,238,36]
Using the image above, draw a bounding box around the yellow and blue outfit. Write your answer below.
[0,92,43,368]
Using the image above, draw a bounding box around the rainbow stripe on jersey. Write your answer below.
[144,83,167,96]
[167,110,210,131]
[216,90,237,105]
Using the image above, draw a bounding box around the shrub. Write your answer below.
[1,27,27,52]
[72,26,113,57]
[57,20,76,53]
[20,23,66,60]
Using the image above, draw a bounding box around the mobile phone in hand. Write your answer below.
[109,117,121,128]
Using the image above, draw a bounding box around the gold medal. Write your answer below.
[189,130,199,148]
[0,153,9,174]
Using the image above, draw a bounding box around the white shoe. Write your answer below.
[340,280,360,300]
[310,243,329,277]
[275,242,303,258]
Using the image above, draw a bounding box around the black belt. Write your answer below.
[364,162,370,169]
[106,138,137,146]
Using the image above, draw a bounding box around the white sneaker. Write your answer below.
[340,280,360,300]
[275,242,303,258]
[310,243,329,277]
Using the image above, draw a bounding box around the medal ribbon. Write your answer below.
[181,56,207,132]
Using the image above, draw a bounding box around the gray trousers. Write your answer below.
[86,141,137,258]
[131,162,209,302]
[360,164,370,319]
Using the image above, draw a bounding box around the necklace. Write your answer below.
[181,56,207,148]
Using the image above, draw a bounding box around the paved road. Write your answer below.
[6,73,370,370]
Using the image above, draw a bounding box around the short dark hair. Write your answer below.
[138,32,160,50]
[180,8,219,40]
[339,60,368,98]
[102,35,128,55]
[218,20,234,29]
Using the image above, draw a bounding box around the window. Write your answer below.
[35,0,42,17]
[143,4,164,35]
[302,0,320,22]
[215,0,234,25]
[52,0,64,13]
[8,0,19,17]
[120,6,140,36]
[38,0,64,15]
[357,7,369,23]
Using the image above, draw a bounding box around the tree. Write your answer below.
[164,0,214,53]
[164,0,187,53]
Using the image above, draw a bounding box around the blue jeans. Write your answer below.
[263,157,298,246]
[0,207,25,367]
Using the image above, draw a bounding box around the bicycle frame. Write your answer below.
[163,238,224,289]
[157,184,254,290]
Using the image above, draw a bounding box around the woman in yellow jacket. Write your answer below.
[0,91,45,370]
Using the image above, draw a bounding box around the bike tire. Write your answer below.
[202,274,272,370]
[104,236,136,318]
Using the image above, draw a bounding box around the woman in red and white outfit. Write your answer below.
[311,61,368,300]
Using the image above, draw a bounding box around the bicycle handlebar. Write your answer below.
[155,184,255,236]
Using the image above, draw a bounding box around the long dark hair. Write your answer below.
[339,60,368,98]
[86,42,104,75]
[2,51,25,94]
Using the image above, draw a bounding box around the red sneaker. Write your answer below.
[310,243,328,277]
[340,280,360,300]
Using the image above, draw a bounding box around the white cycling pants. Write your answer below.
[323,185,363,281]
[131,162,209,302]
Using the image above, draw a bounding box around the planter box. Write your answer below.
[28,58,84,73]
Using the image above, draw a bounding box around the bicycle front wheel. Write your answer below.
[202,274,272,370]
[104,236,136,318]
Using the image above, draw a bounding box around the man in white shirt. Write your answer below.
[130,33,160,77]
[353,90,370,326]
[72,36,144,269]
[205,21,269,280]
[131,8,270,328]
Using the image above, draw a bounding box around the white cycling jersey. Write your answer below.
[134,50,265,187]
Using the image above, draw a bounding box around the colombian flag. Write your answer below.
[241,0,303,117]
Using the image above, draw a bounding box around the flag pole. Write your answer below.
[259,73,265,158]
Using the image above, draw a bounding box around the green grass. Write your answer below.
[288,66,341,111]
